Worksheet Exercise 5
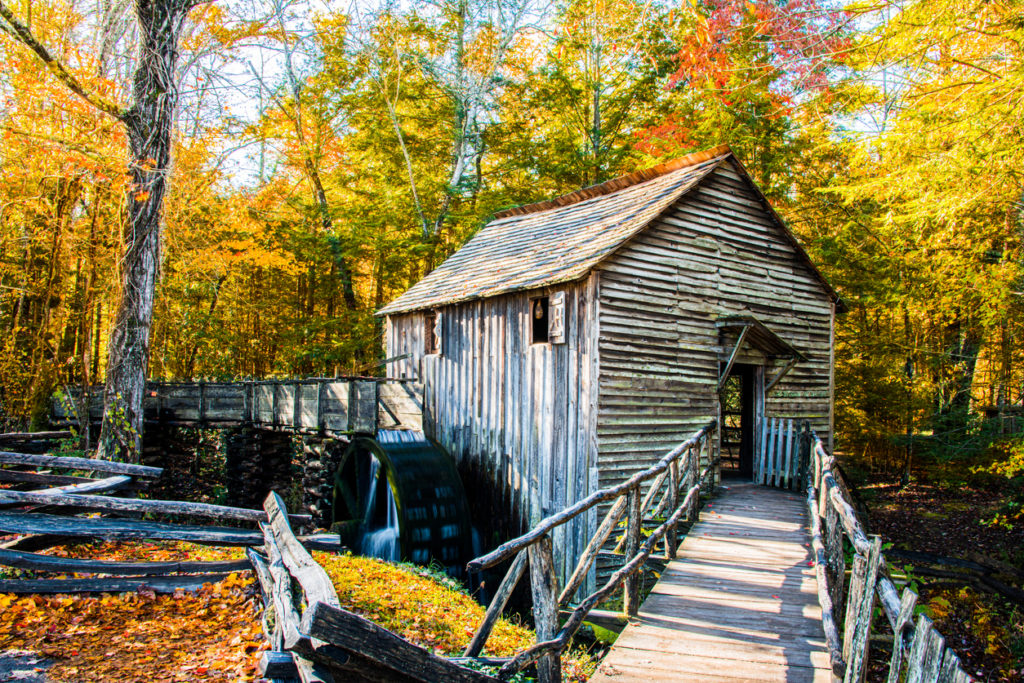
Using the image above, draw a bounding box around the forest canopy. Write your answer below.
[1,0,1022,466]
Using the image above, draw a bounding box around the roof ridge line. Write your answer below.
[492,144,733,220]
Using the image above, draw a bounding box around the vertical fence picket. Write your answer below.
[775,419,786,487]
[765,419,777,487]
[757,415,767,483]
[783,419,794,489]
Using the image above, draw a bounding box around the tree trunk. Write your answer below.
[97,0,194,462]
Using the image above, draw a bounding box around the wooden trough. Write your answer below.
[51,378,425,434]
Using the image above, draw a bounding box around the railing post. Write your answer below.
[886,589,918,683]
[529,535,561,683]
[844,537,882,683]
[711,430,720,488]
[690,446,700,519]
[825,494,846,618]
[464,549,528,658]
[666,458,680,559]
[623,485,642,616]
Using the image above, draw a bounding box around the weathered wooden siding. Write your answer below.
[384,277,599,583]
[594,160,834,490]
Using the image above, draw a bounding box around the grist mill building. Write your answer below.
[377,144,842,582]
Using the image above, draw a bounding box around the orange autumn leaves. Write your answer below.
[0,576,265,682]
[0,541,260,681]
[1,542,597,682]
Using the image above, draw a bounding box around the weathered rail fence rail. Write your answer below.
[809,434,974,683]
[51,378,424,433]
[464,421,718,683]
[0,448,338,595]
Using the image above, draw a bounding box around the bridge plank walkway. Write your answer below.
[591,481,832,683]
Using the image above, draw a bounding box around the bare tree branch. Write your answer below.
[0,0,127,119]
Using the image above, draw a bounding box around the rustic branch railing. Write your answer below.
[464,420,719,683]
[809,433,974,683]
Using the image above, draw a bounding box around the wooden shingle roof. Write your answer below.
[378,146,731,315]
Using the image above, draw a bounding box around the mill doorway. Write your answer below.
[719,364,760,479]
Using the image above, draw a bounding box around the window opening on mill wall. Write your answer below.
[531,297,549,344]
[424,310,440,355]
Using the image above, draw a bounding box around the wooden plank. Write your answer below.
[765,419,777,487]
[0,470,91,486]
[623,486,643,616]
[0,488,311,525]
[0,574,233,594]
[844,537,882,683]
[263,492,340,620]
[0,451,162,478]
[887,589,919,683]
[259,651,300,678]
[905,615,934,683]
[0,511,339,549]
[265,519,303,649]
[783,419,794,490]
[0,548,249,575]
[303,602,501,683]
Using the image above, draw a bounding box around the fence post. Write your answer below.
[886,589,918,683]
[529,536,561,683]
[624,485,643,616]
[712,429,721,488]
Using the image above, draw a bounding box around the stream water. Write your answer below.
[359,455,400,562]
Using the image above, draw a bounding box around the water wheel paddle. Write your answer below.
[332,431,472,573]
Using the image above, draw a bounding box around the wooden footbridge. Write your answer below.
[458,421,975,683]
[590,482,829,682]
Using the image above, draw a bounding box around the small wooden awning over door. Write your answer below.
[716,315,806,392]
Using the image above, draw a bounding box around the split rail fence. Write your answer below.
[0,448,333,595]
[464,421,719,683]
[809,433,975,683]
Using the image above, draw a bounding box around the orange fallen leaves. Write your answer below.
[3,542,598,682]
[1,541,263,682]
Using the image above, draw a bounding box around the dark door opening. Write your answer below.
[719,364,757,479]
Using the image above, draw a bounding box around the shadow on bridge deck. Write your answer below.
[591,480,833,683]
